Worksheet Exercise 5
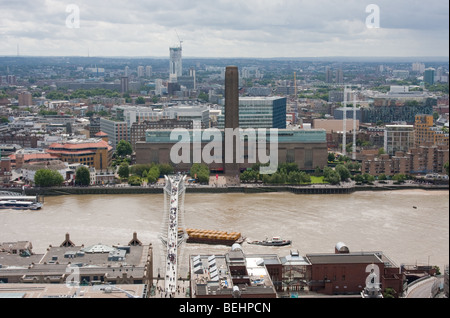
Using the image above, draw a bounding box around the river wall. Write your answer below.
[2,183,448,197]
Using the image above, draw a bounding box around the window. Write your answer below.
[286,149,295,163]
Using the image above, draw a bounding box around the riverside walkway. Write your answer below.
[160,175,187,298]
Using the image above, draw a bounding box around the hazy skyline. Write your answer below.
[0,0,449,58]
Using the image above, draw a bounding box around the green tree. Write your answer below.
[198,92,209,102]
[323,167,340,185]
[314,166,322,177]
[287,171,302,184]
[444,162,449,175]
[240,170,259,183]
[136,96,146,104]
[34,169,64,187]
[146,165,161,184]
[335,164,351,181]
[116,140,133,158]
[118,163,130,180]
[158,163,174,176]
[393,174,407,183]
[190,163,210,184]
[278,163,299,174]
[130,164,153,177]
[75,166,91,186]
[354,174,365,183]
[275,172,287,184]
[328,152,336,162]
[363,173,375,184]
[383,288,396,298]
[325,170,341,185]
[128,175,142,186]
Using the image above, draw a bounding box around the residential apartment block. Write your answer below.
[362,144,449,176]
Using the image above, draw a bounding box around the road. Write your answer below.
[406,277,443,298]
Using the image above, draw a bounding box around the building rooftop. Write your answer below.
[0,283,146,298]
[39,244,147,267]
[190,249,277,298]
[306,253,384,265]
[48,139,111,150]
[21,160,67,171]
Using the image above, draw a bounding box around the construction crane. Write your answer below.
[175,30,183,49]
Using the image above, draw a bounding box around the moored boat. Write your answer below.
[247,236,292,246]
[0,200,43,210]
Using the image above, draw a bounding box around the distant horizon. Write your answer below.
[1,55,449,62]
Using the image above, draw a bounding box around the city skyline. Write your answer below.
[0,0,448,59]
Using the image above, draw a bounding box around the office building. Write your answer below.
[335,68,344,84]
[8,149,60,169]
[329,90,344,103]
[325,67,333,84]
[0,233,153,298]
[137,66,145,78]
[384,125,415,156]
[313,119,360,134]
[121,77,129,94]
[89,117,101,138]
[393,70,410,80]
[46,138,113,170]
[116,105,210,129]
[21,160,68,184]
[155,79,164,96]
[170,46,183,79]
[361,104,433,124]
[100,118,129,150]
[424,68,435,85]
[189,245,277,298]
[306,247,404,297]
[415,114,449,147]
[333,107,362,122]
[130,119,193,150]
[218,97,287,130]
[145,66,152,78]
[412,62,425,73]
[18,92,32,106]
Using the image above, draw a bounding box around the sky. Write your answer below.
[0,0,449,58]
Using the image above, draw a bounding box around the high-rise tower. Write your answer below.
[169,44,182,81]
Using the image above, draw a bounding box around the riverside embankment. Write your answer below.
[3,181,447,197]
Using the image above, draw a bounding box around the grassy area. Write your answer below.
[310,176,328,184]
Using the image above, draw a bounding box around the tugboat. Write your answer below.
[247,236,292,247]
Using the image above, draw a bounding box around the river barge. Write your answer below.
[185,229,245,246]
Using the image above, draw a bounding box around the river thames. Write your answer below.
[0,189,448,277]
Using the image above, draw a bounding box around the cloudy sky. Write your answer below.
[0,0,448,58]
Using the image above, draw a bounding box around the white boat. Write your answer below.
[0,200,43,210]
[247,236,292,246]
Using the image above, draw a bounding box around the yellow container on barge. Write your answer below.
[184,228,245,246]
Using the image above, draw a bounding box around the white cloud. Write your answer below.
[0,0,448,57]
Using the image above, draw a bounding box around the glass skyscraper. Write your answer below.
[217,97,287,129]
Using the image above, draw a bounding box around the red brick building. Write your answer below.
[305,251,405,297]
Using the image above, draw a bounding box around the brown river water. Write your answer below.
[0,190,448,276]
